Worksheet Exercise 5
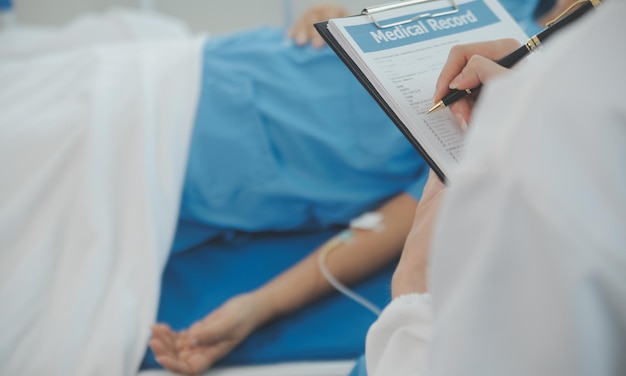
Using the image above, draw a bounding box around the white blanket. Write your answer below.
[0,9,203,375]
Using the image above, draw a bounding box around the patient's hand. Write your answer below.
[288,4,349,48]
[150,293,266,375]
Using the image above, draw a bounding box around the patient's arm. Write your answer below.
[254,192,418,319]
[150,192,419,374]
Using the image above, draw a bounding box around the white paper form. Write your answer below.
[327,0,528,180]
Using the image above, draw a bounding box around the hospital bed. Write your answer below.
[137,228,393,376]
[140,361,356,376]
[0,8,389,375]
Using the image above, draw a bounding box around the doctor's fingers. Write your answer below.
[433,38,520,102]
[447,55,511,127]
[448,99,473,130]
[448,54,511,93]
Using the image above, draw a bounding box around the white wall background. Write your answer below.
[12,0,369,35]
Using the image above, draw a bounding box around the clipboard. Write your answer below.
[314,0,460,182]
[362,0,459,28]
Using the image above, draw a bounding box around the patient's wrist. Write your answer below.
[249,288,284,327]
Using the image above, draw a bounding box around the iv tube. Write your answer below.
[318,230,383,316]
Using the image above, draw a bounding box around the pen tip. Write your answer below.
[428,101,445,114]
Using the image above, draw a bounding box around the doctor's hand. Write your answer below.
[150,293,267,375]
[288,4,349,48]
[434,39,520,128]
[391,170,446,297]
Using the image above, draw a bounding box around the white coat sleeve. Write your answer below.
[365,293,433,376]
[428,3,626,376]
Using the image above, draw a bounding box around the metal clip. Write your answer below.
[362,0,459,29]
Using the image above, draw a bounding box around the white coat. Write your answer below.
[366,2,626,375]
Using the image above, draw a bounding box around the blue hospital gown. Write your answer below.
[174,0,555,253]
[173,28,429,252]
[141,26,428,370]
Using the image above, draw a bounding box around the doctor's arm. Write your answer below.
[150,191,419,375]
[392,40,517,296]
[366,43,517,376]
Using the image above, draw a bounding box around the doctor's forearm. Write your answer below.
[252,193,419,324]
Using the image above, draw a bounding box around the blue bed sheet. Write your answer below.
[140,228,395,370]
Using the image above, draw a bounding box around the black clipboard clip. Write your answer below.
[362,0,459,29]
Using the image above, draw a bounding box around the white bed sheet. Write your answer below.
[0,9,203,375]
[139,360,357,376]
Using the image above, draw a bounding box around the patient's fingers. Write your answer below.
[151,324,177,350]
[158,342,232,375]
[186,341,236,374]
[288,4,349,48]
[151,323,173,336]
[150,327,179,360]
[151,323,172,336]
[152,324,244,374]
[149,338,172,358]
[156,354,193,375]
